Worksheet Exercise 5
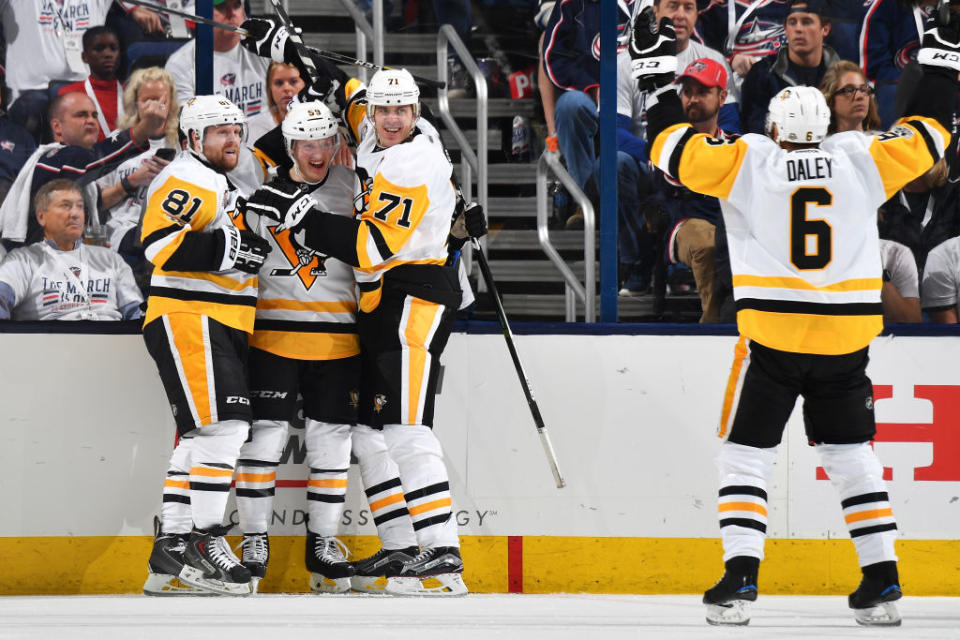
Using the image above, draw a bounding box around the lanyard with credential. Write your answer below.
[44,243,94,318]
[84,78,124,137]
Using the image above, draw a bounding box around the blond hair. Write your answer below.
[117,67,180,146]
[819,60,882,134]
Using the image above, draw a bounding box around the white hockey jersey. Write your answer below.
[141,151,257,332]
[244,166,361,360]
[352,117,456,285]
[0,239,142,320]
[650,116,948,354]
[166,41,269,121]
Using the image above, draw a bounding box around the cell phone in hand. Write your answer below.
[154,148,176,161]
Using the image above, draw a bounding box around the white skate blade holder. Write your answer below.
[143,572,219,597]
[178,565,252,596]
[310,573,352,594]
[854,601,902,626]
[705,601,752,626]
[384,573,469,597]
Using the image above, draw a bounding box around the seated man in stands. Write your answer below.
[0,91,167,247]
[58,26,125,142]
[0,179,142,321]
[653,58,734,322]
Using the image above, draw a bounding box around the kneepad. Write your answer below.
[304,419,352,469]
[239,420,289,464]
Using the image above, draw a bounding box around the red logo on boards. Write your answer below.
[816,385,960,481]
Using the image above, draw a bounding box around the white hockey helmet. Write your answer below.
[765,86,830,144]
[282,100,340,168]
[366,68,421,119]
[178,94,247,153]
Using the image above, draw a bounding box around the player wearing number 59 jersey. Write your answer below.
[633,5,957,628]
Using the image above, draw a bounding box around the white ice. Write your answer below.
[1,594,958,640]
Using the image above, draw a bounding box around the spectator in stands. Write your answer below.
[696,0,789,83]
[653,58,734,322]
[0,179,142,321]
[878,236,922,323]
[539,0,634,228]
[0,92,167,247]
[165,0,269,122]
[820,60,883,134]
[921,232,960,322]
[96,67,178,284]
[0,112,36,208]
[740,0,838,133]
[860,0,938,128]
[0,0,125,143]
[57,26,125,142]
[247,62,305,143]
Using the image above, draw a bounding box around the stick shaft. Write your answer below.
[471,238,566,488]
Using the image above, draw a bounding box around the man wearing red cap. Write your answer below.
[658,57,734,322]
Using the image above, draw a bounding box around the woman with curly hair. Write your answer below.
[820,60,883,134]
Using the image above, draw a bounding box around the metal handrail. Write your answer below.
[436,24,487,279]
[536,151,596,322]
[336,0,384,81]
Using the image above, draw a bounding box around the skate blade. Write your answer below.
[384,573,468,597]
[309,573,352,594]
[705,601,751,626]
[178,565,251,596]
[143,573,219,597]
[854,601,902,626]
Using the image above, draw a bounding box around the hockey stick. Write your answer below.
[267,0,320,83]
[471,237,566,489]
[123,0,445,89]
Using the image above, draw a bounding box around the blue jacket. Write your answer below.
[860,0,930,84]
[542,0,631,92]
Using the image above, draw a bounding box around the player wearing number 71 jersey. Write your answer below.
[632,3,958,628]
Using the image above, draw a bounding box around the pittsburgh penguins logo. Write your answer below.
[354,166,373,215]
[373,393,388,414]
[348,389,359,409]
[267,224,329,289]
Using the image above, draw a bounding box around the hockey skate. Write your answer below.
[143,517,213,596]
[239,533,269,594]
[305,533,354,594]
[350,546,419,594]
[703,557,759,626]
[384,546,469,596]
[849,561,902,627]
[179,525,252,596]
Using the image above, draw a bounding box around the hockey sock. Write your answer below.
[715,442,777,562]
[161,437,193,535]
[304,419,351,536]
[817,443,898,566]
[383,423,459,549]
[352,424,417,549]
[189,419,249,530]
[236,420,288,533]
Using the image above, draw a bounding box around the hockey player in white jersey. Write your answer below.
[233,101,420,594]
[140,94,271,597]
[631,3,958,627]
[243,60,486,596]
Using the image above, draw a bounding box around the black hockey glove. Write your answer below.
[240,18,291,62]
[629,8,678,91]
[463,202,487,239]
[918,3,960,73]
[219,226,272,274]
[244,181,318,232]
[299,74,345,117]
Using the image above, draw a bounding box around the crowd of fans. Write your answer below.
[2,0,960,325]
[536,0,960,325]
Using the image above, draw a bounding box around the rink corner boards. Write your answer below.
[1,536,958,596]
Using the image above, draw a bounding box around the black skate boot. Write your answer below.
[385,546,468,596]
[239,532,269,594]
[179,525,252,596]
[305,531,355,593]
[350,546,419,594]
[703,556,759,626]
[848,561,902,626]
[143,517,212,596]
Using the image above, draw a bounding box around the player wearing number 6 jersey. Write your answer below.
[140,95,271,597]
[631,3,958,628]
